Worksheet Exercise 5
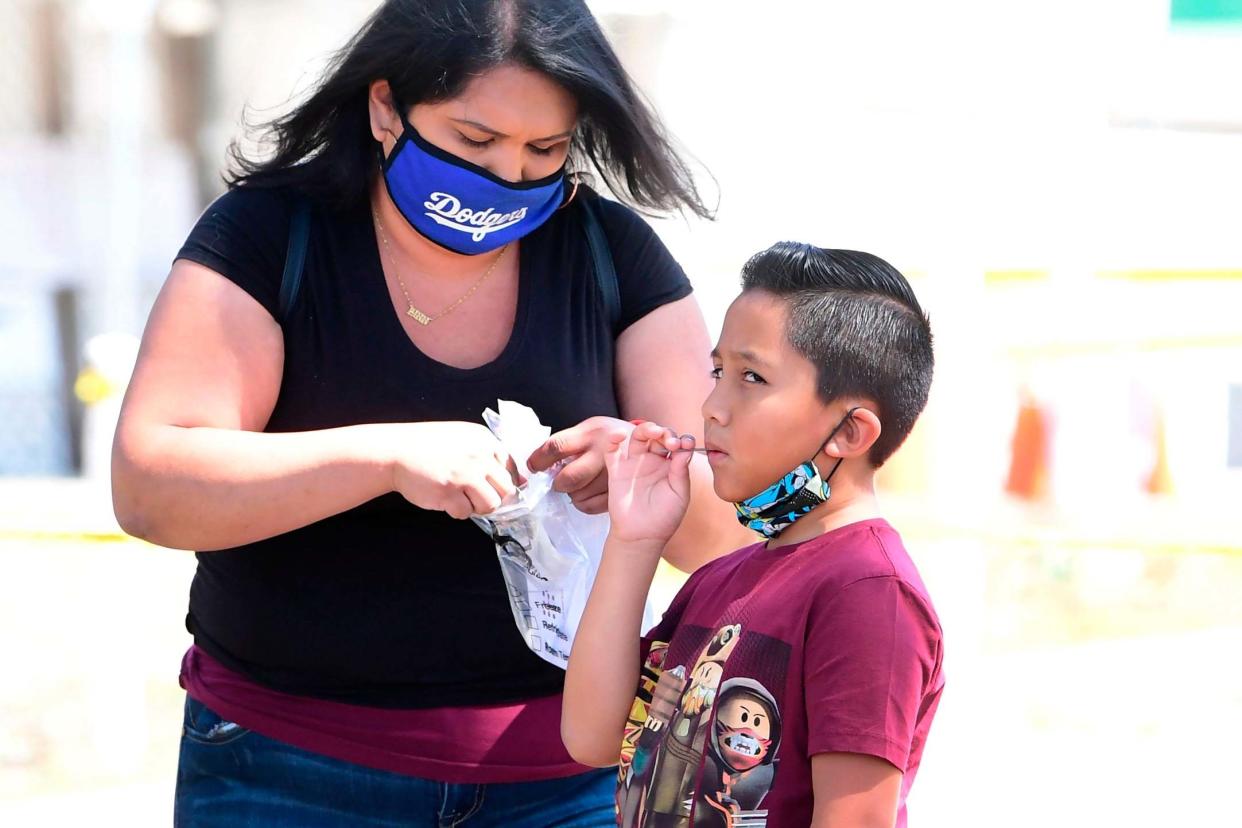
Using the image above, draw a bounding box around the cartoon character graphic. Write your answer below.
[680,624,741,717]
[618,657,687,826]
[620,643,671,775]
[696,678,783,827]
[617,624,791,828]
[640,624,741,826]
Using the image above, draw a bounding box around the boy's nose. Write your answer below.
[702,385,728,426]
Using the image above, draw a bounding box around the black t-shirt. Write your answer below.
[175,184,693,708]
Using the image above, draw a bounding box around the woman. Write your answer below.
[112,0,746,825]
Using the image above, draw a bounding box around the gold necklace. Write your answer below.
[372,210,510,326]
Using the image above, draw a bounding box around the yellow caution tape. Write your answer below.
[0,528,137,544]
[0,527,1236,558]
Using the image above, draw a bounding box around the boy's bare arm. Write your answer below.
[810,752,903,828]
[561,537,663,767]
[563,423,695,767]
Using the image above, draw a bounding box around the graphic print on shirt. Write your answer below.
[698,678,783,826]
[617,624,791,827]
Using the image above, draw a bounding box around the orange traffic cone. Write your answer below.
[1144,408,1174,495]
[1005,390,1051,500]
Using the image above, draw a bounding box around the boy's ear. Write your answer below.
[823,406,881,461]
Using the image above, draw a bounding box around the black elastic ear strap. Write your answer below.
[579,196,620,335]
[278,199,312,322]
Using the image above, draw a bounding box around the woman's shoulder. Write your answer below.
[176,184,314,319]
[196,183,302,232]
[565,185,683,266]
[573,185,659,240]
[568,185,692,330]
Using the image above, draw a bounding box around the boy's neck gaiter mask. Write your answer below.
[381,110,567,255]
[734,407,861,539]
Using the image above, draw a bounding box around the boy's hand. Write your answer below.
[604,422,695,546]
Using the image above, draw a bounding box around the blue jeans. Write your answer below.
[175,695,617,827]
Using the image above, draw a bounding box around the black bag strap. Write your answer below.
[277,198,312,322]
[578,195,620,335]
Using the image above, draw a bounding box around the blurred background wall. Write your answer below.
[2,1,1240,825]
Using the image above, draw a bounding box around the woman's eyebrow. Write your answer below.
[532,129,575,142]
[451,118,506,137]
[451,117,573,142]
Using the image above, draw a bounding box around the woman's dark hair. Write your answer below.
[226,0,712,217]
[740,242,935,467]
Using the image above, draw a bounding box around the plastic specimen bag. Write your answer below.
[471,400,659,669]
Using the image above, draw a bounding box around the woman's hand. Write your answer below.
[526,416,634,514]
[603,422,694,545]
[390,422,521,519]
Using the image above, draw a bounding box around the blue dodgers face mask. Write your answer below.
[381,110,567,255]
[734,407,861,539]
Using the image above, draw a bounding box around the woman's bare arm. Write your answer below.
[527,296,751,573]
[613,297,753,571]
[112,261,516,550]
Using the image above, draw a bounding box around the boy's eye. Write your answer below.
[710,366,766,384]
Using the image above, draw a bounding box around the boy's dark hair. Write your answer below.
[740,242,934,467]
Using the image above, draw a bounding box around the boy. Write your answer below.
[563,242,943,828]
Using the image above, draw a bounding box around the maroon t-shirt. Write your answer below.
[616,519,944,828]
[180,646,592,783]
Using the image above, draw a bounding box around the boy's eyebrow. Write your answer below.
[451,118,574,143]
[710,347,773,368]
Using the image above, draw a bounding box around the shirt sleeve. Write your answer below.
[174,186,294,320]
[803,575,943,770]
[639,558,716,660]
[592,197,694,333]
